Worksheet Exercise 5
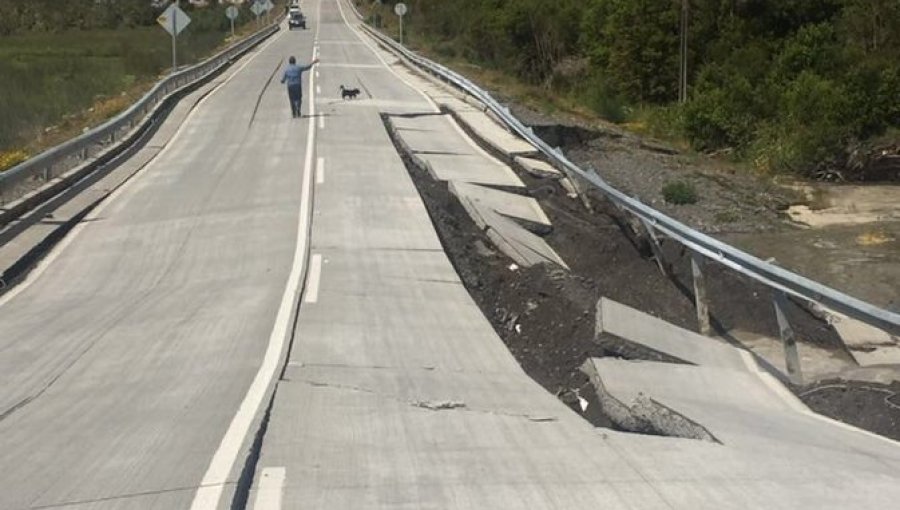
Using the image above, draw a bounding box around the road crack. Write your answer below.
[289,377,558,422]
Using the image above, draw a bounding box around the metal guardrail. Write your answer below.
[352,14,900,344]
[0,23,280,213]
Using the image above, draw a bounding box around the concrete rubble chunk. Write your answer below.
[411,400,466,411]
[514,156,562,179]
[581,359,720,443]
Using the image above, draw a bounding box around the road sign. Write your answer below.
[225,5,239,38]
[157,2,191,37]
[394,3,407,45]
[157,2,192,71]
[250,1,265,17]
[262,0,274,12]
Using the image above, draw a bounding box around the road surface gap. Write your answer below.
[281,375,559,422]
[375,111,879,439]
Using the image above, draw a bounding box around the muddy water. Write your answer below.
[722,184,900,311]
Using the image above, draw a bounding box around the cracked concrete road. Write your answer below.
[245,1,900,509]
[0,16,316,510]
[4,1,900,509]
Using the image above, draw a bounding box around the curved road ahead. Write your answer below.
[3,1,900,510]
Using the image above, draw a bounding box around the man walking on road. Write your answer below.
[281,55,320,118]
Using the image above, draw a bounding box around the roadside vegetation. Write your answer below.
[360,0,900,180]
[0,0,278,170]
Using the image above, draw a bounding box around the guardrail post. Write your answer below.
[690,250,712,335]
[640,218,669,276]
[773,291,803,385]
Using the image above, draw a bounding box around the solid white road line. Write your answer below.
[188,4,321,508]
[304,254,322,304]
[316,157,325,184]
[252,467,286,510]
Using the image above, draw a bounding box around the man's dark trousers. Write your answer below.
[288,84,302,117]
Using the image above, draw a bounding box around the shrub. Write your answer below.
[682,70,760,152]
[581,73,630,123]
[662,180,698,205]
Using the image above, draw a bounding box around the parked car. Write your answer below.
[288,11,306,30]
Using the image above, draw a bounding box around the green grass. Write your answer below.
[0,23,248,155]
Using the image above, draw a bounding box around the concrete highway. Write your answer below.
[3,1,900,509]
[0,7,317,509]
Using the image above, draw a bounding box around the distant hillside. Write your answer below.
[372,0,900,179]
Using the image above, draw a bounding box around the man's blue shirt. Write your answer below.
[281,63,312,88]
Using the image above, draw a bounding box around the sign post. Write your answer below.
[225,5,239,38]
[250,0,265,27]
[157,0,191,71]
[263,0,274,24]
[394,2,407,45]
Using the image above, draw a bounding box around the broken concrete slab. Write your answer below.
[387,114,526,188]
[829,312,900,366]
[453,110,538,158]
[422,154,523,188]
[448,180,551,231]
[726,328,854,381]
[482,207,568,269]
[581,359,720,443]
[514,156,562,179]
[595,297,755,372]
[582,357,900,467]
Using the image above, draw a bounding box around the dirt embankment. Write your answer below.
[384,99,900,439]
[382,113,855,429]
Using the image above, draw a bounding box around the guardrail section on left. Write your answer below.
[0,23,281,225]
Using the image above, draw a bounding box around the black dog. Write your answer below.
[339,85,361,100]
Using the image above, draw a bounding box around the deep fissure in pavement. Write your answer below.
[381,111,900,440]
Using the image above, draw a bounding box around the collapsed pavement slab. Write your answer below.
[829,311,900,366]
[595,297,756,372]
[422,154,524,188]
[582,357,900,470]
[387,114,525,188]
[452,110,539,159]
[449,181,566,268]
[452,193,566,269]
[514,156,563,179]
[448,180,551,232]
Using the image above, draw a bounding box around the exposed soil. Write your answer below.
[382,113,846,430]
[510,103,799,236]
[800,380,900,442]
